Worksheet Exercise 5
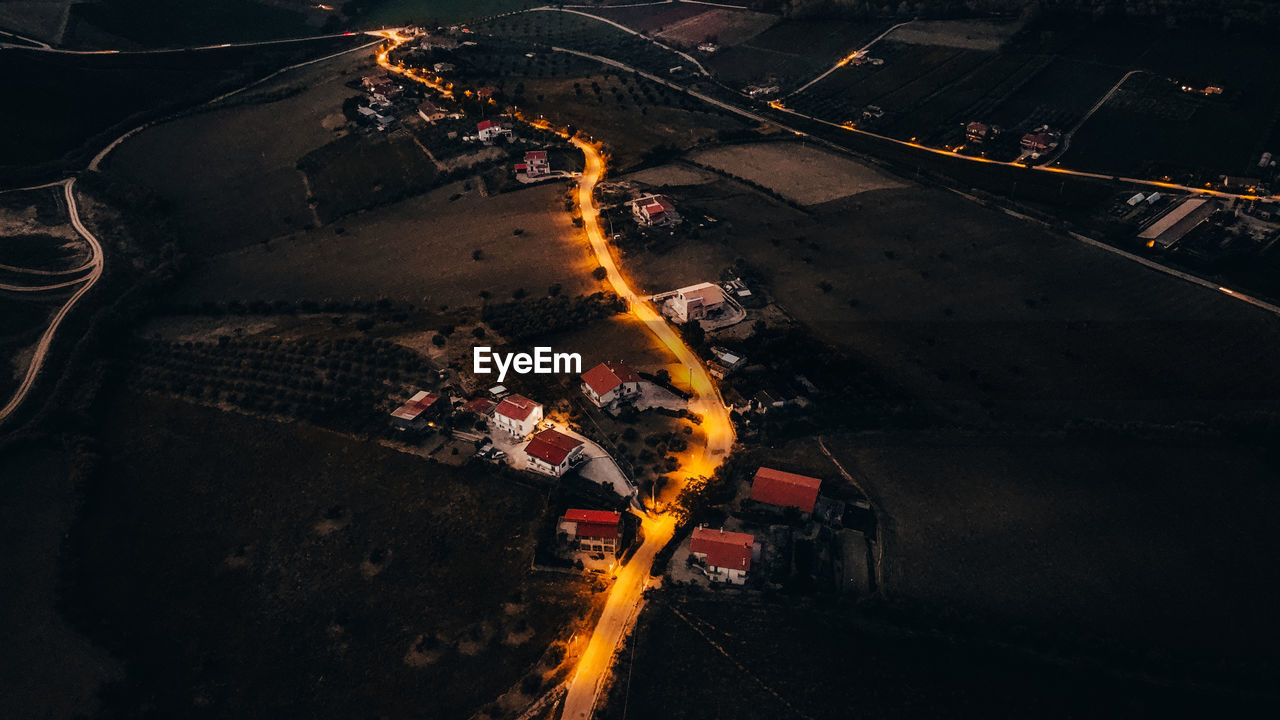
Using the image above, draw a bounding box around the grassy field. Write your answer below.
[104,49,374,255]
[0,442,124,720]
[299,131,439,224]
[516,72,750,170]
[0,37,365,180]
[622,151,1280,429]
[177,179,596,309]
[824,434,1280,667]
[65,393,591,718]
[596,591,1273,718]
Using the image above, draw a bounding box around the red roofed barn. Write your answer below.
[750,467,822,514]
[525,428,586,476]
[580,361,642,408]
[492,394,543,437]
[690,527,755,584]
[559,508,622,554]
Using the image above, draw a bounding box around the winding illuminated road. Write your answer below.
[0,179,104,425]
[560,138,734,719]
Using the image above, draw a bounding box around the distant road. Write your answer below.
[789,19,915,97]
[1045,69,1143,164]
[0,30,369,55]
[0,179,104,426]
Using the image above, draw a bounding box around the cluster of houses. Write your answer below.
[357,72,406,131]
[689,466,824,585]
[965,121,1001,144]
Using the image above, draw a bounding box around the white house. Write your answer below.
[476,119,514,144]
[631,194,678,227]
[525,428,585,477]
[492,393,543,437]
[671,282,724,323]
[580,361,642,408]
[690,527,754,585]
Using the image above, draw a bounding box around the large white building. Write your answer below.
[670,282,724,323]
[492,394,543,438]
[631,194,678,227]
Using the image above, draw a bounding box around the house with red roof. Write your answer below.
[690,526,755,585]
[476,119,513,144]
[390,390,444,432]
[462,396,496,417]
[525,428,586,477]
[515,150,550,179]
[559,508,622,554]
[492,393,543,437]
[750,467,822,515]
[631,194,679,227]
[580,361,642,408]
[1020,129,1058,156]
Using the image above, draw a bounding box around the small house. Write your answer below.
[525,428,586,477]
[631,194,678,227]
[515,150,550,178]
[492,393,543,437]
[690,527,754,585]
[477,119,513,144]
[580,361,642,408]
[418,101,448,123]
[559,509,622,554]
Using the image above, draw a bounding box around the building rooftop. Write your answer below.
[525,428,584,466]
[494,394,540,422]
[390,390,441,421]
[691,527,754,572]
[581,361,641,397]
[751,467,822,513]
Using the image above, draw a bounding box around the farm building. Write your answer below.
[1138,197,1218,249]
[492,394,543,437]
[515,150,550,178]
[390,390,444,432]
[525,428,586,477]
[559,509,622,555]
[750,467,822,514]
[631,194,679,227]
[670,282,724,323]
[580,361,642,408]
[690,527,755,585]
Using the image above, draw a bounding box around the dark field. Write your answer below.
[0,233,89,272]
[64,393,589,718]
[706,18,890,87]
[299,132,438,224]
[0,37,366,179]
[178,180,596,309]
[104,50,373,254]
[66,0,312,48]
[598,592,1270,719]
[626,155,1280,429]
[827,435,1280,666]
